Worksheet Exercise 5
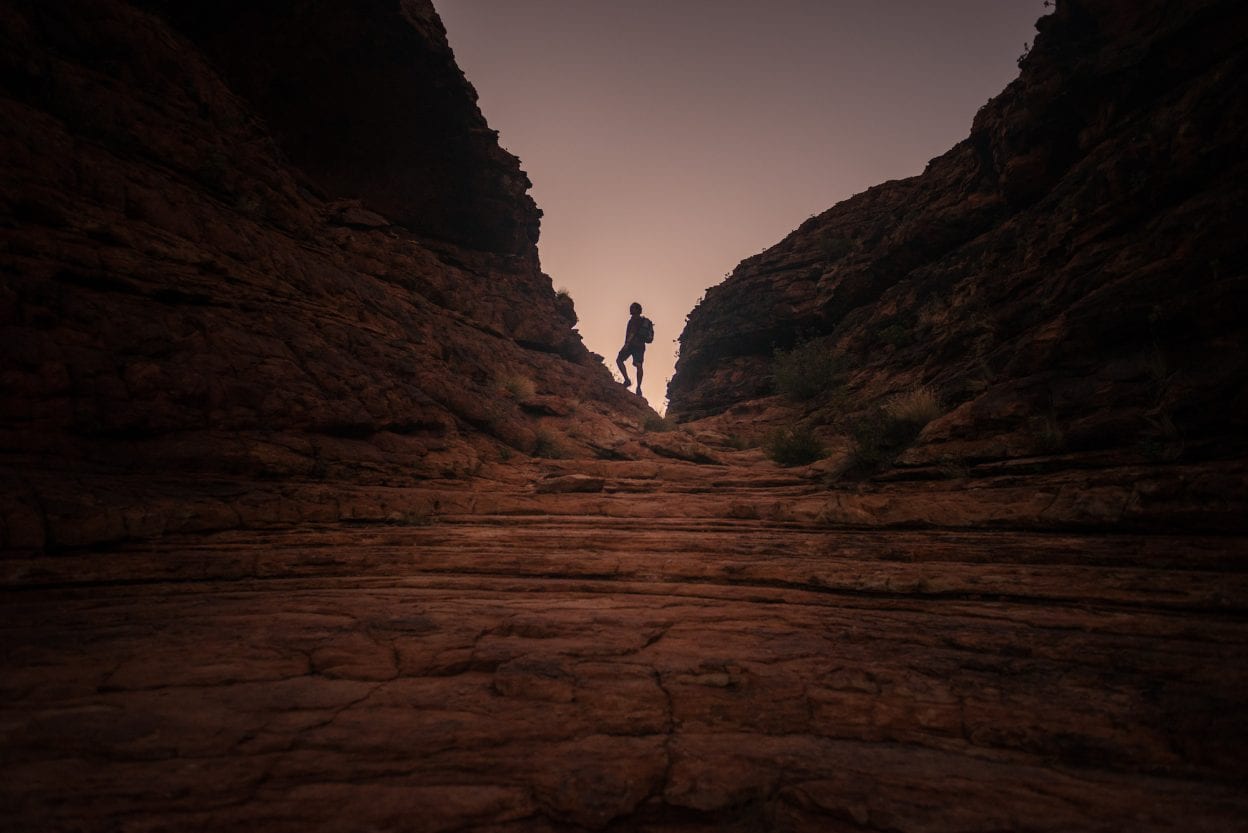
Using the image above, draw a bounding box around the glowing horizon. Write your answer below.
[436,0,1047,412]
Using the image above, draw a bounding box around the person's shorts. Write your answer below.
[617,344,645,365]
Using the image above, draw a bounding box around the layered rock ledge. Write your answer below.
[3,455,1246,831]
[2,1,1246,830]
[0,0,654,551]
[668,0,1247,504]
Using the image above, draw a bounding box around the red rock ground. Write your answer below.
[3,454,1245,831]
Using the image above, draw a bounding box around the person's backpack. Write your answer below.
[639,316,654,344]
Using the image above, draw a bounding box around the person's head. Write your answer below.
[629,302,642,316]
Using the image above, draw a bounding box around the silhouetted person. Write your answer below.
[616,301,652,396]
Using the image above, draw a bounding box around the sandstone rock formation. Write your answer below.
[0,0,653,551]
[2,2,1246,831]
[3,456,1246,831]
[668,0,1247,516]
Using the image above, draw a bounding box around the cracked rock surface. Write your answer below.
[3,458,1245,831]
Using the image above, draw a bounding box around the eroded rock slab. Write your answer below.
[2,459,1245,832]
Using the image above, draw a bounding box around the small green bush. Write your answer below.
[819,236,852,260]
[531,427,566,459]
[846,407,925,474]
[643,413,676,433]
[772,340,844,401]
[878,323,913,348]
[498,373,538,402]
[765,425,826,467]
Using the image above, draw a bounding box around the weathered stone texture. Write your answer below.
[668,0,1248,497]
[2,3,1246,829]
[2,457,1245,831]
[0,0,653,550]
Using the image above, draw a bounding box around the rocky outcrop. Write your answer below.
[3,3,1245,826]
[0,0,653,552]
[131,0,541,256]
[668,0,1247,507]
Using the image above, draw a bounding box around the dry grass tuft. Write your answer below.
[884,385,942,427]
[772,340,845,402]
[765,425,826,467]
[497,374,538,402]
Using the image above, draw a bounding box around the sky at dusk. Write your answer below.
[435,1,1049,410]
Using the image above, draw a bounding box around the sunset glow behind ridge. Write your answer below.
[436,0,1048,411]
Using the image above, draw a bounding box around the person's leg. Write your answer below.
[635,360,643,394]
[616,350,631,386]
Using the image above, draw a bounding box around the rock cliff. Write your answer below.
[2,4,1246,828]
[668,0,1247,518]
[0,0,652,551]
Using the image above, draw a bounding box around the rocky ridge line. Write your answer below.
[0,0,657,552]
[667,0,1247,517]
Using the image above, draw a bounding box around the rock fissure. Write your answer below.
[651,667,679,810]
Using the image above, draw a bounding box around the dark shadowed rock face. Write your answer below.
[2,4,1246,827]
[667,0,1248,487]
[0,0,653,550]
[131,0,540,256]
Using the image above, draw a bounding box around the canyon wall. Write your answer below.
[668,0,1247,509]
[0,0,651,551]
